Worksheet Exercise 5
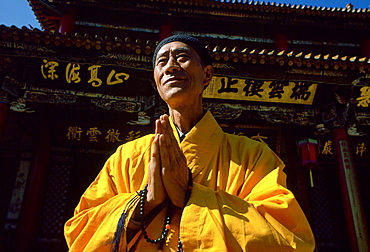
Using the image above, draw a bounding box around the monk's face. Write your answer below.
[153,41,212,106]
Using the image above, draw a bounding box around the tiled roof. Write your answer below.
[28,0,370,31]
[1,25,369,72]
[27,0,58,31]
[154,0,370,13]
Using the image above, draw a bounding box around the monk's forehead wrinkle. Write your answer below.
[157,47,193,58]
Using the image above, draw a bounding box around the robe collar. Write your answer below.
[169,110,224,178]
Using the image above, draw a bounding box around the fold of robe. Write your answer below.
[65,111,315,251]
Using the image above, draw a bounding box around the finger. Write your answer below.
[158,133,172,172]
[151,134,159,158]
[149,135,161,178]
[159,135,180,171]
[147,134,167,208]
[159,115,187,169]
[155,119,162,135]
[160,115,178,149]
[161,115,174,137]
[149,135,165,189]
[159,116,174,149]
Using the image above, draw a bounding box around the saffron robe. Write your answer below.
[65,111,315,251]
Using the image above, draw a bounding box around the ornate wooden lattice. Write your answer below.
[39,161,71,239]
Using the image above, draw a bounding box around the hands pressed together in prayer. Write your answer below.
[127,115,190,242]
[146,114,189,212]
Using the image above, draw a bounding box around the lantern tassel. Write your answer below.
[309,169,314,187]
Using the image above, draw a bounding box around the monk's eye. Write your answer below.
[176,53,190,62]
[156,57,168,65]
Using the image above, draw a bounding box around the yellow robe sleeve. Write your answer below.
[180,142,315,252]
[182,178,315,251]
[64,136,153,252]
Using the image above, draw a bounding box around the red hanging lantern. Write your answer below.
[298,138,318,187]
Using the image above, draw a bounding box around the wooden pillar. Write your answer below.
[58,6,76,34]
[275,32,288,52]
[159,14,173,41]
[15,115,52,251]
[360,38,370,58]
[331,127,369,252]
[0,102,9,139]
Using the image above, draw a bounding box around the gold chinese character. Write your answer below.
[66,126,83,141]
[86,127,101,142]
[322,140,333,155]
[356,142,366,156]
[41,59,59,80]
[105,129,122,143]
[88,65,103,87]
[356,86,370,108]
[251,132,268,144]
[107,69,130,85]
[125,130,141,142]
[66,63,81,84]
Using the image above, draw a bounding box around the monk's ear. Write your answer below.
[203,65,214,86]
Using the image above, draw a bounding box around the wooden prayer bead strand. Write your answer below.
[139,185,172,248]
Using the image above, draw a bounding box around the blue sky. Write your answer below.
[0,0,369,30]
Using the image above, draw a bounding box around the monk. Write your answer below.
[65,35,315,251]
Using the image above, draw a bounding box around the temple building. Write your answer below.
[0,0,369,251]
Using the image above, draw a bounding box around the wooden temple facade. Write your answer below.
[1,0,370,251]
